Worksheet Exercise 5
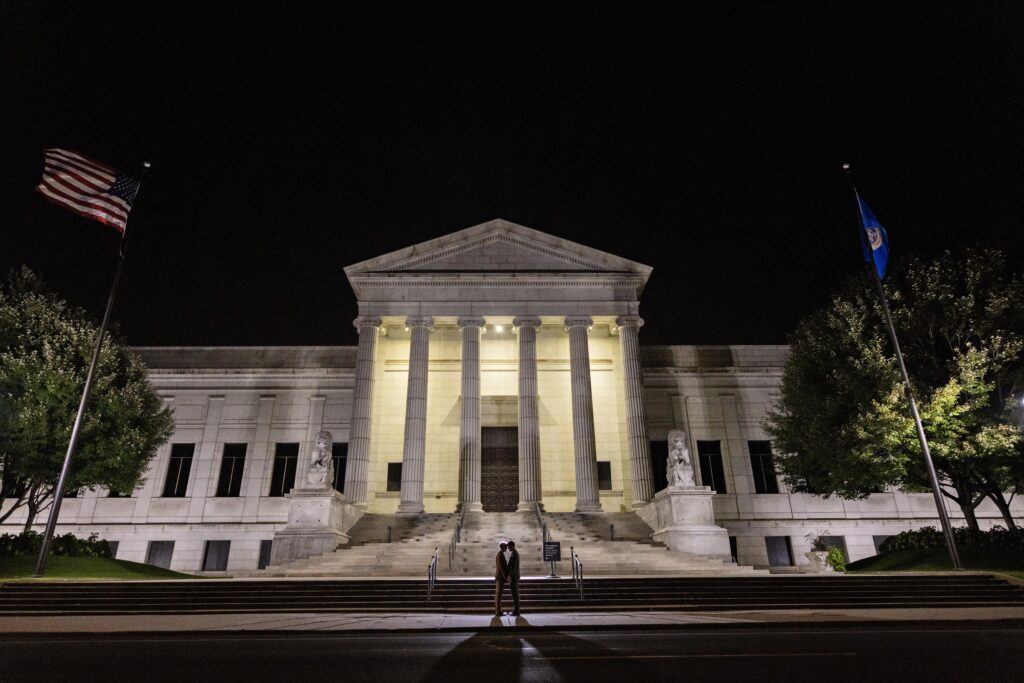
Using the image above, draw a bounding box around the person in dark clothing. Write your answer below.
[506,540,521,616]
[494,541,509,616]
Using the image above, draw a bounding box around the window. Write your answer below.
[872,535,893,555]
[258,540,274,570]
[765,536,794,566]
[64,488,78,498]
[820,535,849,562]
[145,541,174,569]
[162,443,195,497]
[729,536,738,563]
[649,440,669,492]
[268,443,300,496]
[202,540,231,571]
[386,463,403,492]
[107,541,119,559]
[331,442,348,493]
[697,440,727,493]
[596,461,612,490]
[749,440,779,494]
[216,443,247,497]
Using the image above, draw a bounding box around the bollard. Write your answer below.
[610,523,615,541]
[386,526,392,543]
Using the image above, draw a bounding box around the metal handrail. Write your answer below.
[427,547,439,600]
[532,504,547,543]
[570,546,584,600]
[449,506,467,570]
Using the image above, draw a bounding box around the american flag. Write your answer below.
[36,148,141,234]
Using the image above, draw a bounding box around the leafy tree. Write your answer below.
[766,249,1024,531]
[0,267,174,530]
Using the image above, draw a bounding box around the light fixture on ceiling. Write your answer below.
[495,325,504,333]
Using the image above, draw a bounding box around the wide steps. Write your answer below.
[1,575,1021,615]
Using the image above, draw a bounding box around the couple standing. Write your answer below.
[494,540,520,616]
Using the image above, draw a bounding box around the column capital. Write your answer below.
[405,316,434,330]
[615,316,644,329]
[563,315,593,330]
[457,316,487,329]
[513,316,542,330]
[353,316,383,330]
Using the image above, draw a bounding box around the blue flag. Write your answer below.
[856,192,889,278]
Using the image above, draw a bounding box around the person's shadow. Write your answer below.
[423,615,617,682]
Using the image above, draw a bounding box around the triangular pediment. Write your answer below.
[345,219,650,275]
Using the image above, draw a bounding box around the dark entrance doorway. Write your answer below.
[481,427,518,512]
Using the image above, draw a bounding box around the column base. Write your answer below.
[396,501,425,516]
[517,501,541,513]
[461,501,484,514]
[574,500,603,513]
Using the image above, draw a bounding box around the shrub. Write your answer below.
[0,531,113,558]
[826,546,846,572]
[879,526,1024,554]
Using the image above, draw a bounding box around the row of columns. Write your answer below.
[342,315,653,514]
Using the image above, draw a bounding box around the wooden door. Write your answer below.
[481,427,518,512]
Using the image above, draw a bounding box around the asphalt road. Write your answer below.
[2,625,1022,682]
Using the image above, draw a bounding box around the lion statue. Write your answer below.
[666,429,695,487]
[306,430,335,488]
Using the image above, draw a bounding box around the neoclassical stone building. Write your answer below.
[5,220,1017,573]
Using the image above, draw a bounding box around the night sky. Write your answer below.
[2,2,1023,347]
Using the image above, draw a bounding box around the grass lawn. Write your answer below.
[848,546,1024,581]
[0,555,196,581]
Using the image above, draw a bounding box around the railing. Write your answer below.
[449,506,467,570]
[570,546,584,600]
[533,504,547,543]
[427,547,439,600]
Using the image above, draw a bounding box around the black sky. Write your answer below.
[2,2,1023,347]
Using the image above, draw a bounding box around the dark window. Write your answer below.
[202,540,231,571]
[107,541,119,558]
[820,536,849,562]
[268,443,300,496]
[386,463,402,492]
[64,488,78,498]
[749,440,780,494]
[162,444,195,497]
[331,442,348,493]
[765,536,794,566]
[872,535,893,554]
[649,440,669,492]
[697,441,727,493]
[728,536,738,563]
[258,540,274,570]
[145,541,174,569]
[596,461,612,490]
[216,443,247,497]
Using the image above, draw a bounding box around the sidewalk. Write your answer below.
[2,606,1023,634]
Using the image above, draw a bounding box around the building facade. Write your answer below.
[4,220,1018,573]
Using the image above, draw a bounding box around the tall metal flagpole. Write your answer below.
[842,164,962,570]
[33,161,151,577]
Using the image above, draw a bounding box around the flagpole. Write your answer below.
[33,161,151,577]
[842,164,962,570]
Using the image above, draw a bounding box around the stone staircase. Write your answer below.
[261,509,761,577]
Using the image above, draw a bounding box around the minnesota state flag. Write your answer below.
[856,192,889,279]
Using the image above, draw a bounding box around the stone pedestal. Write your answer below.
[638,486,732,560]
[269,488,364,564]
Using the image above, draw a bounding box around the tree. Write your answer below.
[0,267,174,530]
[765,249,1024,531]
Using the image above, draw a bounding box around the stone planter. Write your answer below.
[805,550,835,573]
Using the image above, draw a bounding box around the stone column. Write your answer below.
[514,317,543,512]
[565,316,602,512]
[397,316,433,515]
[343,316,382,507]
[458,317,485,513]
[616,316,655,506]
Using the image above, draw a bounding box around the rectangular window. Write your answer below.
[268,443,300,497]
[649,440,669,492]
[145,541,174,569]
[765,536,794,566]
[202,540,231,571]
[596,461,612,490]
[872,535,893,555]
[748,440,780,494]
[729,536,738,563]
[821,535,849,562]
[697,440,727,493]
[386,463,402,492]
[216,443,247,497]
[162,443,195,497]
[331,442,348,493]
[107,541,119,559]
[258,540,274,570]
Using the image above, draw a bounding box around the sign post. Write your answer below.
[543,541,561,578]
